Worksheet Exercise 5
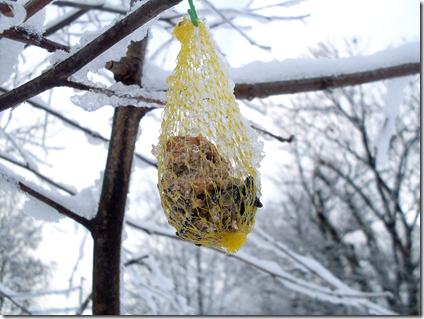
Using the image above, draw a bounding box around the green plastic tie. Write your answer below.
[187,0,198,27]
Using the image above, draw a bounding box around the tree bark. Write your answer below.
[234,62,420,100]
[92,105,147,315]
[91,32,151,315]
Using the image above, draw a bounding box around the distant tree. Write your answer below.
[268,39,420,315]
[0,192,50,315]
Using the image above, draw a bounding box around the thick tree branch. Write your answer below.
[91,33,151,315]
[234,62,420,100]
[18,181,93,230]
[0,0,183,112]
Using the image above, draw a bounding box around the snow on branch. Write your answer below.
[143,42,420,100]
[0,163,99,226]
[0,0,183,112]
[125,217,396,315]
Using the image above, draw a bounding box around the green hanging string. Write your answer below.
[187,0,199,27]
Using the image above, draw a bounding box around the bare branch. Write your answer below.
[44,8,88,36]
[234,62,420,100]
[18,181,93,230]
[251,124,294,143]
[53,0,128,14]
[0,290,33,315]
[76,292,92,315]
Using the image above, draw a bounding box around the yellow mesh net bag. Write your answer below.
[152,16,264,254]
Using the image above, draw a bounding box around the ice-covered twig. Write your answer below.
[65,80,165,106]
[18,181,92,230]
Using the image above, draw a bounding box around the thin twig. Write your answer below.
[64,80,165,106]
[251,124,294,143]
[75,292,92,315]
[202,0,271,52]
[44,9,88,36]
[18,181,93,230]
[125,219,396,309]
[0,290,33,315]
[0,153,76,195]
[53,0,128,14]
[0,88,159,168]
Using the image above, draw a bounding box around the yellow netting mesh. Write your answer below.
[152,17,264,254]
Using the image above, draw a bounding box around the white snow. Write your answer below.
[375,76,412,170]
[0,0,26,33]
[0,1,46,86]
[142,41,420,91]
[0,39,25,86]
[70,81,166,112]
[0,163,102,222]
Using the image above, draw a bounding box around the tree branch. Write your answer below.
[125,218,396,314]
[0,290,33,315]
[251,124,294,143]
[44,8,88,36]
[0,152,76,195]
[0,0,183,112]
[23,0,55,21]
[75,292,92,315]
[64,80,165,106]
[0,87,159,168]
[0,26,70,52]
[91,32,152,315]
[53,0,128,14]
[234,62,420,100]
[18,181,93,231]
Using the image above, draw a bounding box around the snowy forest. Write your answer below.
[0,0,420,315]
